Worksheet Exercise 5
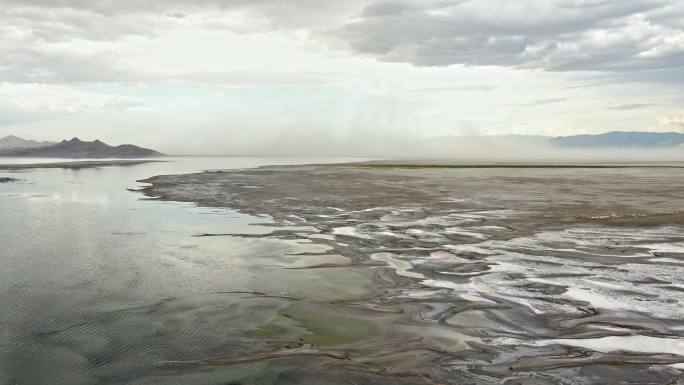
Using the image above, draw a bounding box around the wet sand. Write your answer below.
[138,163,684,384]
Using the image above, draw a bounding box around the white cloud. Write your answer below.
[0,83,142,114]
[658,114,684,127]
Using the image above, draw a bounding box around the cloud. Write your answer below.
[0,0,368,39]
[0,44,135,84]
[607,103,654,111]
[0,0,369,86]
[0,83,143,114]
[2,0,684,88]
[169,70,341,88]
[0,6,160,43]
[335,0,684,74]
[513,97,569,106]
[410,84,497,92]
[657,114,684,128]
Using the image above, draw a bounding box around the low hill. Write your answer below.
[0,135,55,151]
[550,131,684,148]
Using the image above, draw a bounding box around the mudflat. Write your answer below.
[139,163,684,384]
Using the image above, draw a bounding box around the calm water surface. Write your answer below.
[0,157,363,385]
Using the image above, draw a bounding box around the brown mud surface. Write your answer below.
[138,164,684,384]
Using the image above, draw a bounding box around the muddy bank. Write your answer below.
[138,164,684,384]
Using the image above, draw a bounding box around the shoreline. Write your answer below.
[135,163,684,383]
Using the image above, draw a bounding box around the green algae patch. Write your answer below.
[249,309,303,341]
[252,323,287,338]
[279,302,382,347]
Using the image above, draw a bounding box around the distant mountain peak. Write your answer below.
[0,137,163,158]
[0,135,56,151]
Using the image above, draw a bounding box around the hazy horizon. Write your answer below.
[3,132,684,161]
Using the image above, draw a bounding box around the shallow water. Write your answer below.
[0,157,366,385]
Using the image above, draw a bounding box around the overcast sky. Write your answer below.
[1,0,683,154]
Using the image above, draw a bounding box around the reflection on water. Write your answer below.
[0,157,364,385]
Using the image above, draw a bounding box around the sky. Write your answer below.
[1,0,683,155]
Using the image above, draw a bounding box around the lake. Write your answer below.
[0,157,367,385]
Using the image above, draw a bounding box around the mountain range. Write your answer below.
[420,131,684,152]
[550,131,684,148]
[0,136,163,157]
[1,131,682,158]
